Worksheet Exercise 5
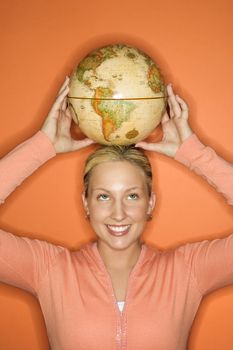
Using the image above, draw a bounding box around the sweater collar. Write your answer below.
[81,240,158,276]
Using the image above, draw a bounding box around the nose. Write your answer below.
[110,199,127,222]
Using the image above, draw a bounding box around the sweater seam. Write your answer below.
[37,247,65,295]
[176,250,203,298]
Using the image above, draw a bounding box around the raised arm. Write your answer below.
[136,85,233,204]
[0,77,94,204]
[0,77,94,295]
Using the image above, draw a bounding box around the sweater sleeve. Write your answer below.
[178,234,233,297]
[0,131,63,295]
[175,134,233,205]
[175,135,233,296]
[0,230,64,295]
[0,131,56,204]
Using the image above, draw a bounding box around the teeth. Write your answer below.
[107,225,130,232]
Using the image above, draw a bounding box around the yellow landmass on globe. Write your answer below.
[148,64,164,93]
[92,87,136,141]
[76,46,117,86]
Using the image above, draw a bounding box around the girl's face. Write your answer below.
[82,161,155,251]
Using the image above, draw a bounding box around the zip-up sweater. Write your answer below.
[0,131,233,350]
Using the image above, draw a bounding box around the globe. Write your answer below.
[68,44,167,145]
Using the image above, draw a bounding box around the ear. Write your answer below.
[82,192,89,215]
[147,191,156,214]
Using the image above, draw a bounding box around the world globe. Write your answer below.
[68,44,167,145]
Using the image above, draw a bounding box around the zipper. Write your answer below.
[93,243,145,349]
[95,258,124,349]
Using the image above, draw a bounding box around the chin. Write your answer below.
[100,234,141,251]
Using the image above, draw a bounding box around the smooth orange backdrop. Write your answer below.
[0,0,233,349]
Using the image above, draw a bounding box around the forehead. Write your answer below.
[88,161,147,189]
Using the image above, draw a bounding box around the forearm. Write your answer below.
[175,134,233,205]
[0,131,56,204]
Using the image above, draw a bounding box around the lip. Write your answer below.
[106,224,131,237]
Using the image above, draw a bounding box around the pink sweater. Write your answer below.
[0,132,233,350]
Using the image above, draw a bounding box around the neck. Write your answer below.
[97,240,142,271]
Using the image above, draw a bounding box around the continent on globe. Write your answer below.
[148,64,164,93]
[92,87,136,141]
[76,46,117,87]
[68,43,167,145]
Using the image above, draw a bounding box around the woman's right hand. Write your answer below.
[135,84,194,158]
[41,77,94,153]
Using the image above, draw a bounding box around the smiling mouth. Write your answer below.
[106,224,131,236]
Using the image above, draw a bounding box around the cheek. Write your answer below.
[123,200,149,219]
[88,202,110,220]
[128,206,148,220]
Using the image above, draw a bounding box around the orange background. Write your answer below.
[0,0,233,348]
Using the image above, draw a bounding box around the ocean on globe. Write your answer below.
[68,44,167,145]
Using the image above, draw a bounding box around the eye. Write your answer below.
[127,193,139,200]
[97,194,110,201]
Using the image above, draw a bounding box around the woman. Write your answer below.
[0,77,232,350]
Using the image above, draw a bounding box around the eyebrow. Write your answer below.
[92,187,143,192]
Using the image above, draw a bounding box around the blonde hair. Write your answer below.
[83,145,152,198]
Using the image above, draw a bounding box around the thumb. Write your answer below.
[135,141,167,154]
[72,138,96,151]
[161,111,170,124]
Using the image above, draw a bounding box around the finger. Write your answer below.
[61,97,67,112]
[65,106,72,118]
[167,99,175,118]
[161,111,170,123]
[175,95,189,119]
[58,76,70,94]
[135,141,166,154]
[49,85,69,116]
[72,138,96,151]
[54,79,70,108]
[167,85,181,118]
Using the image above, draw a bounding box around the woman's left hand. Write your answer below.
[41,77,94,154]
[135,84,193,158]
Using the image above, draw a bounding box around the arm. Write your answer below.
[0,77,94,204]
[0,132,60,295]
[136,84,233,204]
[0,77,94,294]
[177,233,233,297]
[0,131,56,204]
[175,134,233,204]
[137,86,233,295]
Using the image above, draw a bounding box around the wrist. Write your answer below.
[39,130,57,155]
[175,134,204,166]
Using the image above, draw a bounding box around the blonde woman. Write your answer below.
[0,77,232,349]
